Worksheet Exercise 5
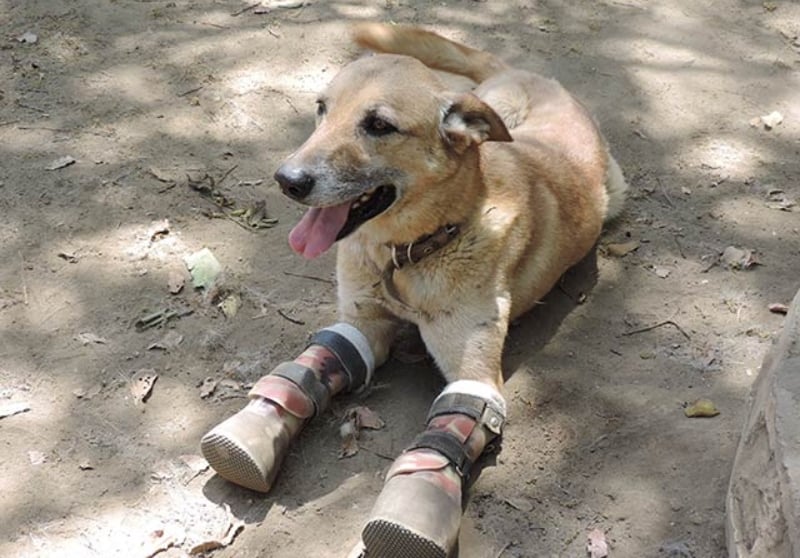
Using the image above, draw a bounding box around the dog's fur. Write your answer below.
[279,24,627,391]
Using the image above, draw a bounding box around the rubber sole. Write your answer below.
[200,407,291,493]
[362,519,447,558]
[360,472,460,558]
[200,430,270,492]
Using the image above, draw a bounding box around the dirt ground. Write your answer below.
[1,1,799,557]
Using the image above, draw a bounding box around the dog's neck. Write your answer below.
[388,223,461,270]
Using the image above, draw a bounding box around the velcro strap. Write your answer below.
[248,375,315,419]
[407,430,473,479]
[427,392,505,435]
[309,329,367,391]
[271,361,329,416]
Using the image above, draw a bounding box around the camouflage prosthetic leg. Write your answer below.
[359,380,507,558]
[200,324,374,492]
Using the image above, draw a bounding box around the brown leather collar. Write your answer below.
[389,223,461,270]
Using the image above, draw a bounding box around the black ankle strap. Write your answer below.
[271,361,330,415]
[427,392,505,435]
[407,430,473,479]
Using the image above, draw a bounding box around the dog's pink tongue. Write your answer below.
[288,203,351,259]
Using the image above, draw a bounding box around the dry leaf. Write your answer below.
[76,332,108,345]
[653,266,671,279]
[142,525,186,558]
[57,251,79,263]
[504,496,534,513]
[198,377,218,399]
[587,528,609,558]
[168,270,185,294]
[339,433,360,458]
[338,406,385,458]
[721,246,760,270]
[151,462,173,481]
[348,406,385,430]
[760,110,783,130]
[684,398,720,418]
[606,241,640,257]
[147,167,176,183]
[28,450,47,465]
[17,31,38,44]
[765,190,796,211]
[180,454,210,474]
[73,384,102,400]
[184,248,221,289]
[339,420,360,458]
[0,401,31,419]
[46,156,76,170]
[218,293,241,318]
[189,506,244,555]
[148,219,170,242]
[131,369,158,403]
[147,330,183,351]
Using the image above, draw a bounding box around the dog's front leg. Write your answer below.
[200,310,397,493]
[359,296,509,558]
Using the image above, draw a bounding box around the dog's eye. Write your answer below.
[316,101,327,117]
[362,115,398,137]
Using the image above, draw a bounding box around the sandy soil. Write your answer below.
[1,1,799,557]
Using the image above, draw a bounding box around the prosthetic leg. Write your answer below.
[360,380,506,558]
[200,324,375,492]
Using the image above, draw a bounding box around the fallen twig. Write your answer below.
[357,445,395,462]
[18,126,71,132]
[231,2,259,16]
[19,251,28,305]
[622,319,690,340]
[283,271,335,285]
[177,86,204,97]
[658,178,675,208]
[284,97,299,114]
[673,235,686,259]
[218,165,238,188]
[15,101,48,114]
[277,309,305,325]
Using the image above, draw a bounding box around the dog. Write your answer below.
[204,22,626,558]
[280,23,625,381]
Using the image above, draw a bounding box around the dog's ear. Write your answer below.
[441,93,512,153]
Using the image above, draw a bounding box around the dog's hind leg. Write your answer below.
[201,322,391,493]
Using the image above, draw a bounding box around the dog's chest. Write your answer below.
[367,237,490,324]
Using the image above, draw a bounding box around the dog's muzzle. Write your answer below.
[275,163,315,201]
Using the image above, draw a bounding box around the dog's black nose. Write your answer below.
[274,165,315,201]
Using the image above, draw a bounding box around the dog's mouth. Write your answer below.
[288,185,397,259]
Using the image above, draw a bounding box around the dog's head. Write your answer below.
[275,54,510,259]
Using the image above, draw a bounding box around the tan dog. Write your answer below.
[280,24,626,386]
[206,23,627,558]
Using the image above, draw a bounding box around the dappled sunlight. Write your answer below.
[83,64,171,105]
[682,135,762,179]
[1,0,797,556]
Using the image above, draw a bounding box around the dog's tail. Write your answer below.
[604,154,628,221]
[352,23,509,83]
